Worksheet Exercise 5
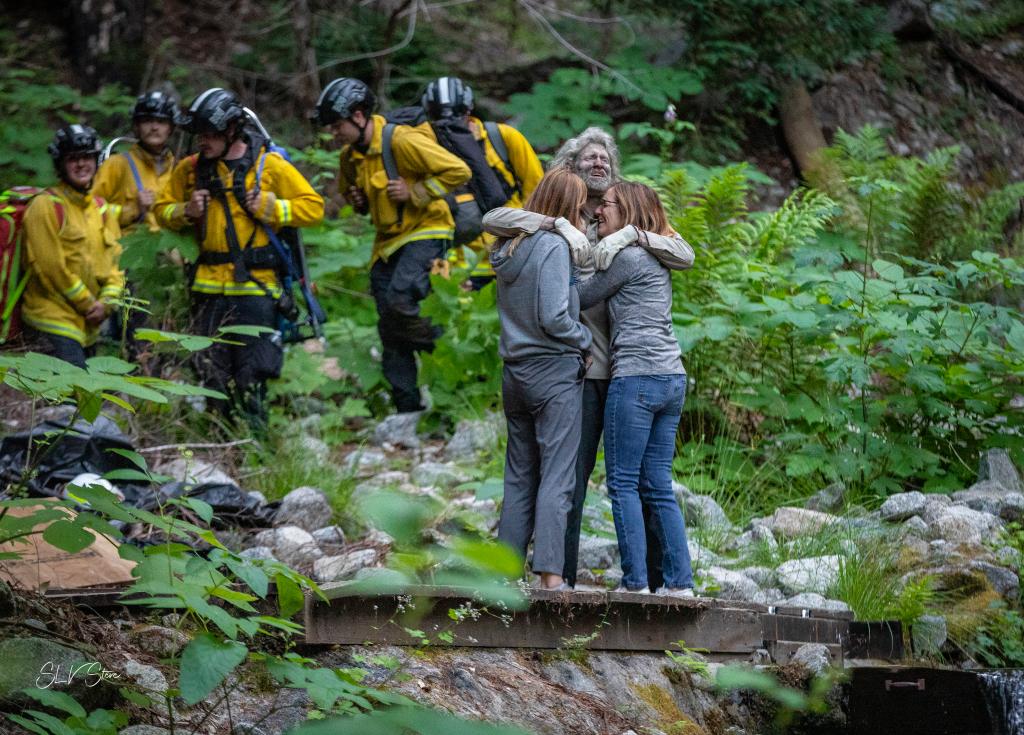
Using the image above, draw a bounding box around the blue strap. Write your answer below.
[123,153,147,223]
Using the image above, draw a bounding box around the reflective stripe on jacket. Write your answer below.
[338,114,471,265]
[21,184,124,345]
[92,143,175,233]
[155,148,324,297]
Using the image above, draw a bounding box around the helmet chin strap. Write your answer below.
[352,116,370,154]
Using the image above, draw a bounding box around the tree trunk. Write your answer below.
[68,0,148,90]
[292,0,320,115]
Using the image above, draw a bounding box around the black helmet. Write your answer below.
[422,76,474,120]
[48,124,102,165]
[176,88,245,134]
[314,78,375,126]
[132,90,179,122]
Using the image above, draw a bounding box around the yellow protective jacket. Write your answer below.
[338,114,471,264]
[156,147,324,297]
[92,143,175,233]
[21,183,125,346]
[427,117,542,278]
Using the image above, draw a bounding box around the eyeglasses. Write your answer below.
[599,199,619,208]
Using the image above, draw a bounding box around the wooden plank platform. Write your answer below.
[303,583,856,656]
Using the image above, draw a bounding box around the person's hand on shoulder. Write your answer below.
[593,225,639,271]
[553,217,591,266]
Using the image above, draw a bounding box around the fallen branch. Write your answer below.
[138,439,255,454]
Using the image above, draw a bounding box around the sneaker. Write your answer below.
[613,586,651,594]
[655,586,695,598]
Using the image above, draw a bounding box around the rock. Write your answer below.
[0,580,14,617]
[155,457,235,487]
[0,637,111,709]
[705,566,762,601]
[880,491,927,522]
[246,490,267,506]
[954,481,1024,521]
[540,659,603,697]
[274,486,333,532]
[753,588,787,604]
[791,643,833,675]
[576,535,619,571]
[912,614,947,654]
[120,727,171,735]
[928,506,999,545]
[921,494,953,523]
[444,413,504,459]
[996,545,1023,569]
[373,411,424,449]
[410,462,471,488]
[688,537,721,566]
[776,556,842,595]
[805,482,847,513]
[251,529,277,547]
[130,625,189,658]
[765,507,840,539]
[239,546,277,561]
[122,657,168,693]
[903,515,929,536]
[740,566,776,587]
[314,548,379,583]
[977,448,1022,493]
[781,592,850,612]
[969,561,1020,599]
[312,525,346,547]
[731,525,778,554]
[365,529,395,547]
[344,448,388,474]
[684,494,732,530]
[672,480,692,504]
[271,526,323,569]
[299,435,330,463]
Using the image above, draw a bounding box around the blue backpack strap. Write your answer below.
[122,152,147,223]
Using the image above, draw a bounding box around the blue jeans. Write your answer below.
[604,373,692,590]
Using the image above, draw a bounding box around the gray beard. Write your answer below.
[583,172,611,194]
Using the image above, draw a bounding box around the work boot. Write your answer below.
[373,410,424,448]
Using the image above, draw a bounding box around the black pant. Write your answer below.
[563,376,664,589]
[24,328,93,369]
[191,293,282,430]
[369,239,447,413]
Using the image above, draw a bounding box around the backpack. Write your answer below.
[381,109,513,245]
[0,187,71,344]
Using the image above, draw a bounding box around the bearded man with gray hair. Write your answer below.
[483,126,694,589]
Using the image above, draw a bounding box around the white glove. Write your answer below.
[593,226,639,270]
[553,217,592,266]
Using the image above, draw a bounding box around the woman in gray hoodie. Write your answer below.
[490,167,593,590]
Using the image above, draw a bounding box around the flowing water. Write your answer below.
[979,669,1024,735]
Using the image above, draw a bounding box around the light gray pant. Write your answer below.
[498,355,584,575]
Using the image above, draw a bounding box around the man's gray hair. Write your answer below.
[549,126,621,182]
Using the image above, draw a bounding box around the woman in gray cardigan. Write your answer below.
[490,168,593,590]
[576,181,694,597]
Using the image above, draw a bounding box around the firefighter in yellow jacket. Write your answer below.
[93,91,179,233]
[21,125,124,368]
[156,88,324,428]
[315,78,470,442]
[421,76,542,289]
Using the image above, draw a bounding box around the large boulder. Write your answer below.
[776,555,842,595]
[274,486,333,532]
[764,507,840,539]
[879,491,927,522]
[969,561,1020,599]
[920,494,953,523]
[977,448,1022,493]
[953,481,1024,521]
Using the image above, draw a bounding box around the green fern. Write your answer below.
[739,188,838,262]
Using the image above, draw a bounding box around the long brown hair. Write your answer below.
[499,167,587,255]
[611,181,674,236]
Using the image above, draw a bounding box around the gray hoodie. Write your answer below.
[491,230,592,363]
